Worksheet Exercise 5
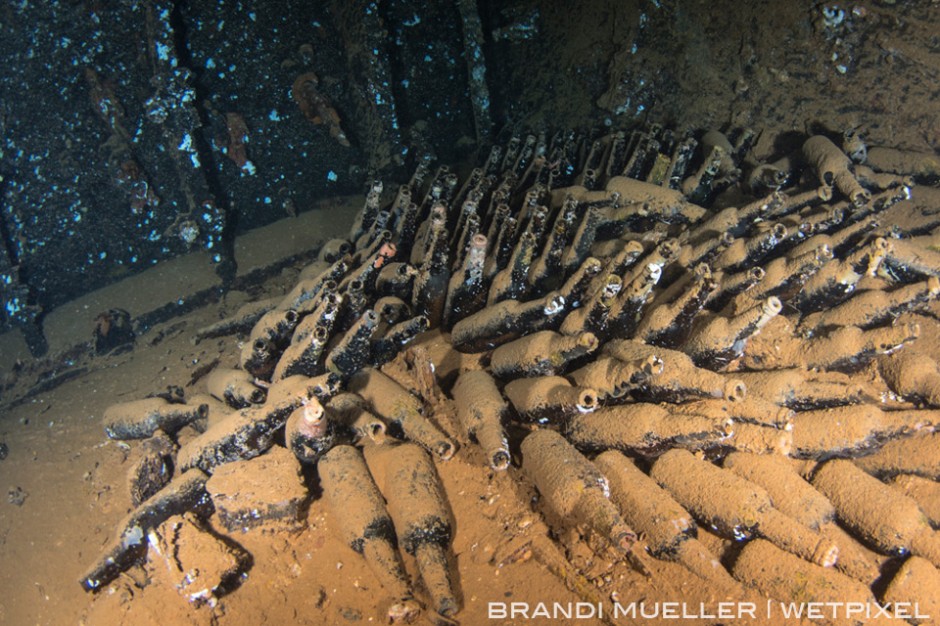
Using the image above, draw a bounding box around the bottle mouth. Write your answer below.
[577,390,598,413]
[725,379,747,402]
[490,449,511,471]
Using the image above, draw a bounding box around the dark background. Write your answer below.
[1,0,938,351]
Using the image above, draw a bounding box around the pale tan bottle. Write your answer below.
[593,450,739,589]
[889,474,940,529]
[503,375,598,423]
[812,459,940,568]
[732,539,890,626]
[880,350,940,408]
[565,402,733,455]
[853,431,940,480]
[451,370,510,470]
[318,445,419,623]
[790,405,936,459]
[488,330,599,379]
[681,296,782,369]
[650,449,839,567]
[602,339,746,403]
[880,556,940,626]
[364,442,458,618]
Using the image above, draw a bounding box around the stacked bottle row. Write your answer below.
[521,430,940,620]
[87,123,940,619]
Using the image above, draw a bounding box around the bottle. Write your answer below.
[371,315,430,366]
[179,375,325,473]
[559,274,620,337]
[348,368,455,461]
[566,403,733,455]
[79,469,210,592]
[728,245,831,306]
[450,291,567,353]
[127,431,176,506]
[732,540,882,620]
[561,207,601,273]
[488,231,538,305]
[411,206,450,328]
[852,432,940,480]
[668,396,793,430]
[790,404,935,459]
[681,296,782,369]
[364,443,458,618]
[443,233,488,329]
[888,475,940,529]
[635,263,718,347]
[879,349,940,408]
[206,367,266,408]
[803,277,940,331]
[284,397,333,465]
[733,368,868,410]
[326,393,386,444]
[707,266,765,312]
[606,262,662,339]
[880,556,940,626]
[102,397,208,440]
[719,422,794,456]
[489,330,599,379]
[593,450,739,589]
[372,296,412,325]
[802,135,871,206]
[651,449,839,567]
[193,296,281,342]
[794,237,890,313]
[884,236,940,281]
[503,375,598,423]
[451,370,510,470]
[242,309,299,377]
[324,310,380,379]
[279,257,349,314]
[602,339,747,403]
[521,429,636,552]
[527,220,571,293]
[318,445,419,623]
[375,262,418,300]
[712,223,788,272]
[812,459,940,567]
[273,292,342,380]
[800,322,920,372]
[567,355,663,403]
[722,452,835,531]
